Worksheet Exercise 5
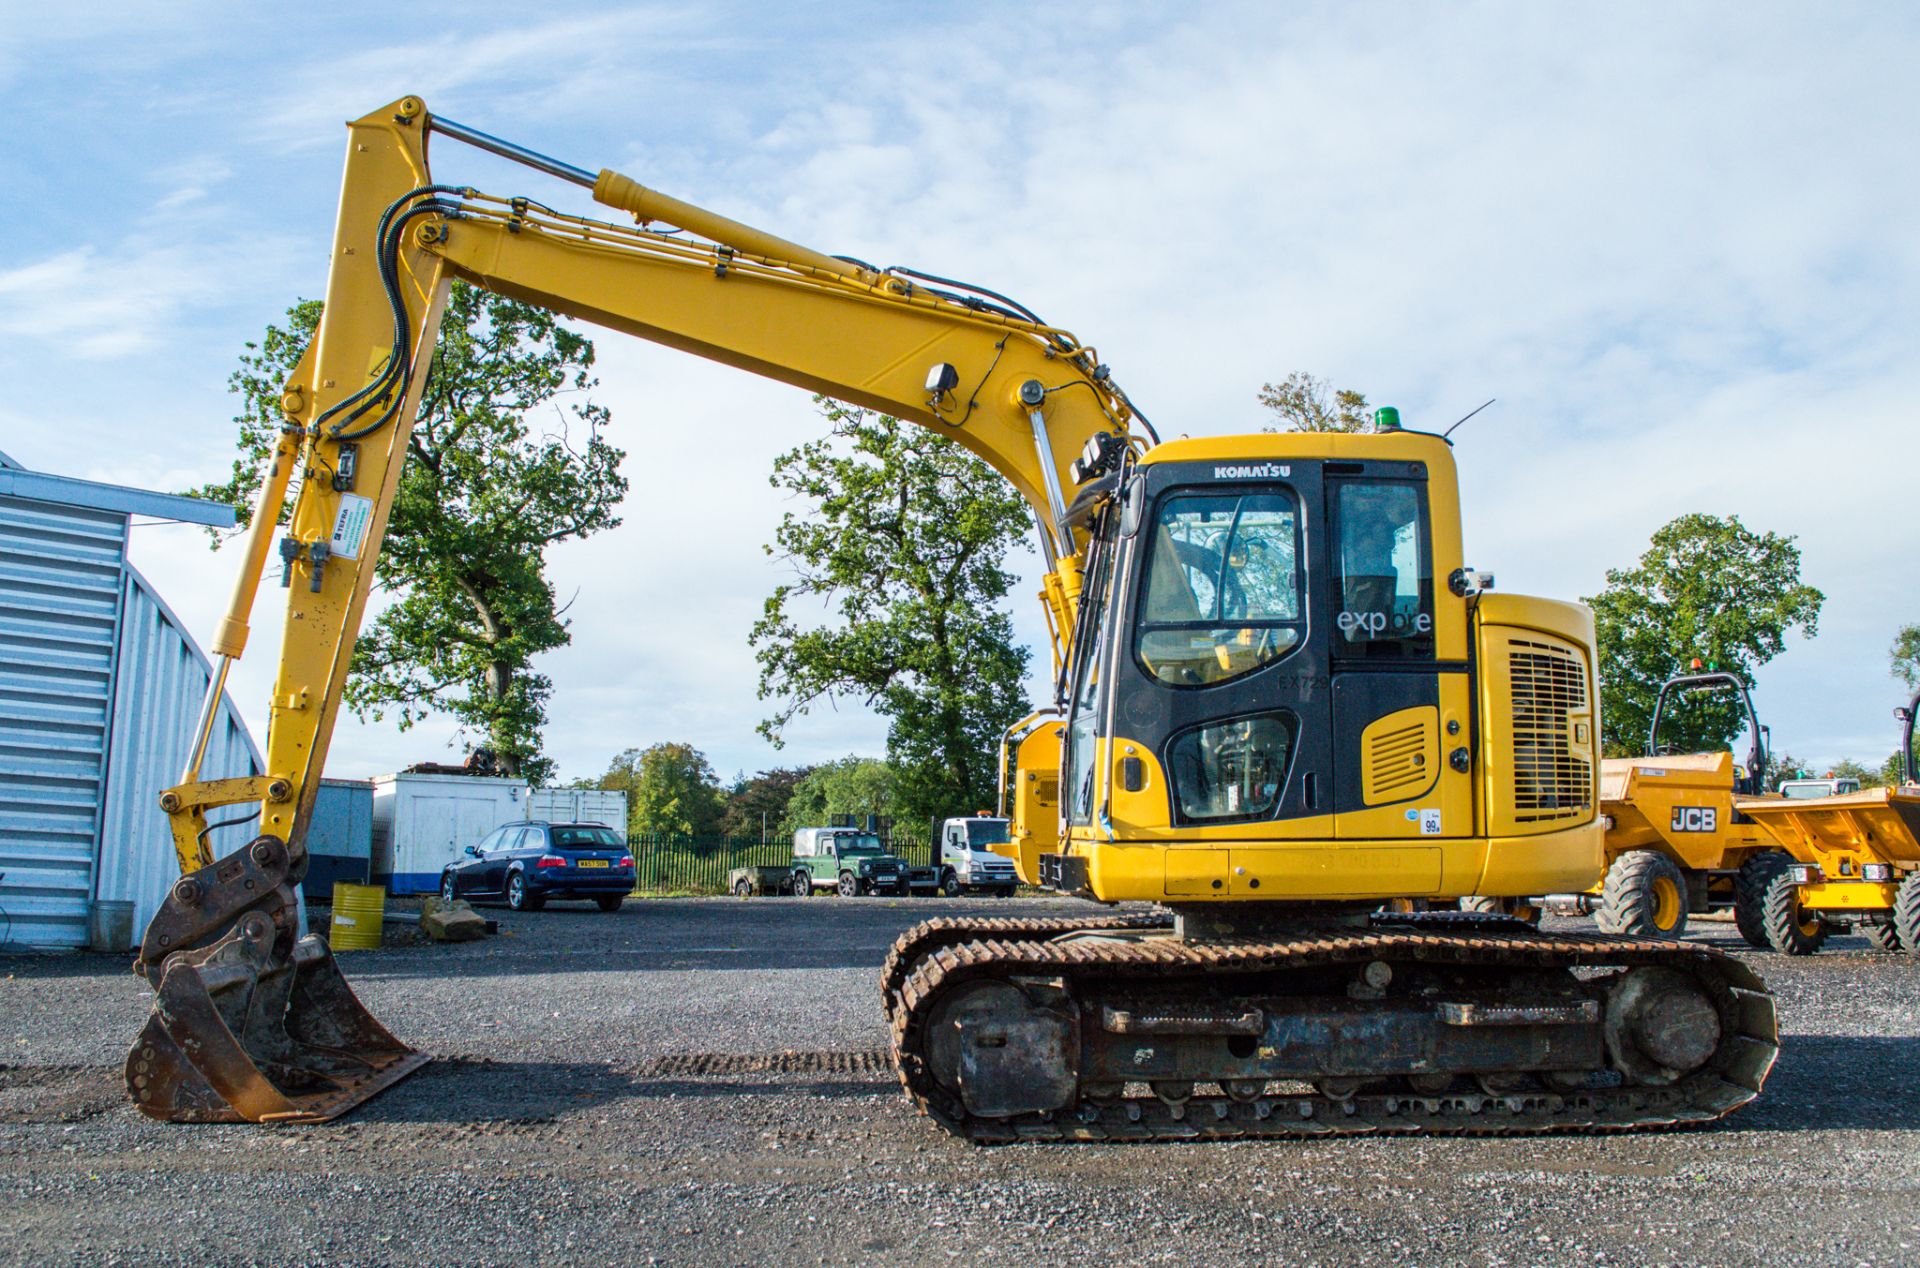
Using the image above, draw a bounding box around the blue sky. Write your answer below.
[3,3,1916,782]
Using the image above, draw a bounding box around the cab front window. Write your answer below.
[1134,490,1303,687]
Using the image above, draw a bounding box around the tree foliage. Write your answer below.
[601,742,725,838]
[719,767,815,842]
[1828,757,1884,789]
[202,285,627,781]
[1892,623,1920,689]
[1585,514,1823,756]
[781,757,902,840]
[750,400,1032,826]
[1764,750,1805,791]
[1258,371,1371,433]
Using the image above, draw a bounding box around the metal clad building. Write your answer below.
[0,451,255,948]
[96,569,263,937]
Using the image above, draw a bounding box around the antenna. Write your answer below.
[1443,398,1496,439]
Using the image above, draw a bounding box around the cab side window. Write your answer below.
[1330,481,1433,659]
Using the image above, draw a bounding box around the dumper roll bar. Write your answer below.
[1648,671,1768,796]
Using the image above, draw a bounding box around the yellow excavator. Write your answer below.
[128,97,1776,1139]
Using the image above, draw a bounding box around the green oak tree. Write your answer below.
[1586,514,1823,756]
[751,400,1032,828]
[1259,371,1371,432]
[200,285,627,781]
[1828,758,1884,789]
[779,757,901,840]
[1891,623,1920,689]
[602,742,725,838]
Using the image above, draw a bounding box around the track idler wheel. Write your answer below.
[125,835,428,1123]
[923,978,1078,1119]
[1603,966,1722,1085]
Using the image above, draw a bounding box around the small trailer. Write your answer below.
[728,865,796,897]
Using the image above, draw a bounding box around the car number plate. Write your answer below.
[578,859,609,868]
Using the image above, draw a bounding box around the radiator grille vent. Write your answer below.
[1509,639,1592,822]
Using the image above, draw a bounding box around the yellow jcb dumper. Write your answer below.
[1552,671,1786,941]
[1733,689,1920,954]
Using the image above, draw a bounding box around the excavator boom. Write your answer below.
[131,96,1144,1122]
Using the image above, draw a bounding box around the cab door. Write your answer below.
[1098,458,1335,838]
[1324,469,1471,843]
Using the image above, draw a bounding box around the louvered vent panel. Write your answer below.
[1362,714,1435,804]
[1509,639,1593,823]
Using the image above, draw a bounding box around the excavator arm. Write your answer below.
[129,96,1147,1122]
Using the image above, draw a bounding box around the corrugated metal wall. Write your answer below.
[96,567,263,939]
[527,788,629,840]
[0,491,128,948]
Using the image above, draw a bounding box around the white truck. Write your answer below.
[937,816,1020,897]
[1778,776,1863,799]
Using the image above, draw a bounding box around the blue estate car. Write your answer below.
[439,820,634,912]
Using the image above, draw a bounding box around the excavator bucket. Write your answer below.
[125,835,428,1123]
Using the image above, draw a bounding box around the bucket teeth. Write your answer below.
[125,835,428,1124]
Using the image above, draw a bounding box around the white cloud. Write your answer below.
[0,231,302,359]
[21,1,1920,786]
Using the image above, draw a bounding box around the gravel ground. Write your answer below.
[1,897,1915,1267]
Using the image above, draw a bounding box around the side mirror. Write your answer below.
[1120,477,1146,538]
[464,845,482,859]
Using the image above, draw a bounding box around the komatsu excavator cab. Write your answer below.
[1001,428,1605,916]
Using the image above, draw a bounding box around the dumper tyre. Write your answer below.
[1761,867,1829,955]
[1596,850,1689,937]
[1863,921,1903,953]
[1733,853,1785,949]
[596,896,624,913]
[1895,872,1920,951]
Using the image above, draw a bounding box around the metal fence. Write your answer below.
[627,834,935,895]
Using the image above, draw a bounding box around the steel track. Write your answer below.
[879,910,1175,1022]
[885,916,1778,1143]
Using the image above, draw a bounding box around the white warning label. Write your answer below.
[330,494,375,560]
[1419,809,1443,836]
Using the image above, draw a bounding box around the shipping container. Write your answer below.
[372,772,528,894]
[526,787,628,840]
[305,778,374,900]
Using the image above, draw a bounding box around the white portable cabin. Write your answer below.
[372,772,528,894]
[526,787,628,840]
